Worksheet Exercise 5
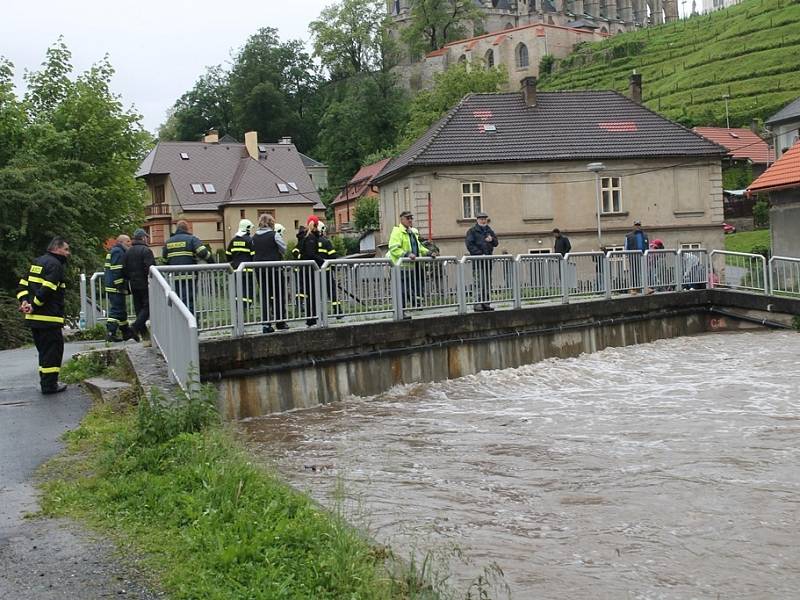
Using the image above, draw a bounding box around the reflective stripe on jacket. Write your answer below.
[104,243,128,294]
[17,252,67,328]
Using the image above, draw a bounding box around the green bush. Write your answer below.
[136,386,219,446]
[60,351,110,383]
[753,199,770,228]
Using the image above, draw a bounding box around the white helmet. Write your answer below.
[238,219,254,235]
[274,223,285,236]
[319,222,327,235]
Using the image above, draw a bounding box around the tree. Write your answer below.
[401,0,484,56]
[0,42,150,314]
[310,0,396,79]
[354,197,380,231]
[157,66,233,140]
[400,61,507,148]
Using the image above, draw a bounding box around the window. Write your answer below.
[294,219,299,229]
[680,243,703,250]
[203,183,216,193]
[153,184,165,204]
[240,209,245,218]
[403,187,411,212]
[516,43,529,68]
[461,182,482,219]
[601,177,621,213]
[180,152,189,160]
[287,182,298,190]
[190,183,204,194]
[485,49,494,68]
[528,248,551,254]
[276,183,290,193]
[216,222,222,232]
[258,144,268,153]
[606,245,625,253]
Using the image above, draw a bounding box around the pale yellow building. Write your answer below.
[373,79,727,255]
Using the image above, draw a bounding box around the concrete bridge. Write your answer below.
[80,249,800,418]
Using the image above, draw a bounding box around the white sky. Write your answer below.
[4,0,331,133]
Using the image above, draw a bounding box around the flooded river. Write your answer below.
[241,331,800,599]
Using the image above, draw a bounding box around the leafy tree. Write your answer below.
[400,61,507,148]
[354,197,380,231]
[158,66,233,140]
[0,42,150,322]
[401,0,484,56]
[310,0,393,79]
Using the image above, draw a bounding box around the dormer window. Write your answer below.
[287,182,298,190]
[180,152,189,160]
[190,183,204,194]
[203,183,216,193]
[483,124,497,132]
[258,144,268,153]
[276,183,290,193]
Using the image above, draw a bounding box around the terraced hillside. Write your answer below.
[539,0,800,127]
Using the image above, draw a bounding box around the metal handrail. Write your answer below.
[769,256,800,297]
[709,250,767,294]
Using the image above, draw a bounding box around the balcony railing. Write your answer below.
[145,203,171,217]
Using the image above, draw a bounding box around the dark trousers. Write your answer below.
[400,267,422,309]
[32,327,64,392]
[260,270,286,325]
[131,288,149,335]
[106,292,130,336]
[302,270,317,324]
[175,277,195,314]
[472,260,493,305]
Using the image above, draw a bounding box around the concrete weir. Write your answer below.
[199,290,800,420]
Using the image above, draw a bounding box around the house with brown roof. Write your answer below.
[747,140,800,258]
[136,132,325,254]
[373,77,727,256]
[332,158,390,232]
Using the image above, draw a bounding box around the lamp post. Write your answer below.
[723,94,730,129]
[587,162,606,250]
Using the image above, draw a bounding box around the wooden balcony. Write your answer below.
[145,203,171,218]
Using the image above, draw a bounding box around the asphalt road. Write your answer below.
[0,341,160,599]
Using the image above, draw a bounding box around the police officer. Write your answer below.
[17,237,71,394]
[104,234,138,342]
[162,220,214,313]
[122,228,155,339]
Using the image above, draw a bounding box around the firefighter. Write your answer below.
[17,237,71,394]
[104,234,138,342]
[318,222,341,315]
[122,228,155,340]
[162,220,214,314]
[299,216,327,326]
[226,219,255,304]
[292,224,307,315]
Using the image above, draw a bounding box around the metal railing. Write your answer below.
[518,253,564,305]
[606,250,646,295]
[769,256,800,297]
[82,271,135,328]
[148,266,199,392]
[710,250,767,294]
[679,249,709,290]
[645,249,679,292]
[563,252,609,301]
[158,264,235,336]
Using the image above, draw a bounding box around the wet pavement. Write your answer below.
[242,330,800,599]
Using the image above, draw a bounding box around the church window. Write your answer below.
[516,43,529,68]
[485,49,495,68]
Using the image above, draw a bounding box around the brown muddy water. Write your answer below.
[240,331,800,599]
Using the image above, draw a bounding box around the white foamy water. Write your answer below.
[242,331,800,599]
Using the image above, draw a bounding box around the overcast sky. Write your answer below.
[4,0,331,133]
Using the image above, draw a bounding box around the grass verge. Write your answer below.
[724,229,771,254]
[39,386,441,599]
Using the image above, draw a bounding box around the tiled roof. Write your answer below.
[747,140,800,193]
[299,152,326,168]
[765,96,800,126]
[693,127,770,164]
[332,158,390,206]
[136,141,323,211]
[375,91,727,183]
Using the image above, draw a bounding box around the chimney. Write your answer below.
[203,129,219,144]
[629,71,642,104]
[521,76,537,107]
[244,131,258,160]
[750,118,759,134]
[278,136,292,145]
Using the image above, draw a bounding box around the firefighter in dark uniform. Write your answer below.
[299,216,327,326]
[226,219,255,306]
[104,234,138,342]
[291,225,307,317]
[162,220,214,314]
[17,237,71,394]
[318,222,341,315]
[122,228,155,339]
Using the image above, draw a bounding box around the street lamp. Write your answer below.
[722,94,731,129]
[587,162,606,250]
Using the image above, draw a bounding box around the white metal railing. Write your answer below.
[606,250,646,295]
[710,250,768,294]
[158,264,235,336]
[148,266,199,392]
[563,252,609,300]
[81,271,136,328]
[645,249,679,292]
[462,254,515,310]
[396,256,461,317]
[517,253,564,305]
[769,256,800,297]
[679,249,709,290]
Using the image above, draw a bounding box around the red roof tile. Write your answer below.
[693,127,771,164]
[747,140,800,193]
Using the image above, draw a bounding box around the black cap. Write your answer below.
[133,228,149,239]
[476,212,488,219]
[399,210,413,218]
[633,220,642,226]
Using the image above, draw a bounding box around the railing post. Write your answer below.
[512,256,522,309]
[79,273,88,330]
[760,256,768,295]
[559,257,569,304]
[231,266,244,337]
[456,258,467,315]
[640,252,647,294]
[768,256,775,296]
[392,263,403,320]
[88,274,98,328]
[316,267,328,327]
[603,253,612,299]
